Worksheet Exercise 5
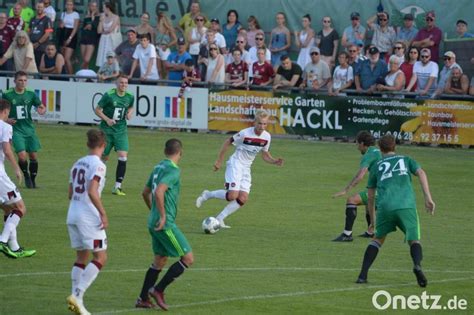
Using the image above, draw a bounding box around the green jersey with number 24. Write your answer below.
[97,88,134,133]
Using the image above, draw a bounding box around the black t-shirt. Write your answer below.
[318,29,339,56]
[277,62,303,86]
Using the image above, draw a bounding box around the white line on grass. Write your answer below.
[95,277,473,314]
[1,267,473,278]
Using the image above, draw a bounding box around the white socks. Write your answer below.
[71,264,85,295]
[0,212,21,244]
[208,189,227,200]
[216,200,241,222]
[75,261,102,300]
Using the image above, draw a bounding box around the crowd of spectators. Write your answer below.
[0,0,472,97]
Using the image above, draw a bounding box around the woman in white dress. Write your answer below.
[294,14,315,70]
[96,2,121,67]
[206,43,225,83]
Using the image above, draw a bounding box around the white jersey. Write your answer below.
[0,120,13,174]
[67,155,106,225]
[229,127,271,167]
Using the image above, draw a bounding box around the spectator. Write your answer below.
[247,31,271,78]
[317,15,339,72]
[0,31,37,73]
[386,41,406,65]
[400,47,419,91]
[341,12,366,49]
[29,1,53,68]
[166,37,192,83]
[96,2,121,68]
[355,47,388,93]
[203,18,227,54]
[250,47,274,87]
[367,11,396,59]
[412,11,442,62]
[0,13,15,71]
[98,51,120,82]
[198,29,216,81]
[178,1,208,38]
[444,66,469,95]
[347,44,363,72]
[222,10,241,51]
[156,12,177,80]
[273,55,303,90]
[7,3,25,32]
[396,14,418,48]
[269,12,291,67]
[43,0,56,23]
[434,51,460,97]
[115,28,140,78]
[39,42,66,79]
[225,48,248,88]
[406,48,438,97]
[136,12,155,43]
[455,19,474,38]
[57,0,80,74]
[178,59,201,98]
[246,15,262,48]
[230,35,249,65]
[328,51,354,96]
[237,28,248,48]
[188,14,207,68]
[205,43,225,83]
[130,33,159,82]
[300,47,331,91]
[294,14,315,70]
[79,1,100,69]
[376,55,406,95]
[8,0,34,31]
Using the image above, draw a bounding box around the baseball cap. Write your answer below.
[177,37,186,45]
[126,27,137,34]
[106,51,116,58]
[444,51,456,58]
[350,12,360,19]
[426,11,435,19]
[457,19,468,26]
[403,14,414,21]
[310,47,320,54]
[369,46,379,55]
[210,18,220,23]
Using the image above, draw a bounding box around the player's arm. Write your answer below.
[68,183,73,200]
[333,167,368,198]
[142,185,152,209]
[214,137,233,171]
[415,168,435,215]
[88,176,108,229]
[261,150,284,166]
[2,141,22,184]
[154,183,168,231]
[367,187,376,227]
[94,104,115,126]
[126,105,134,120]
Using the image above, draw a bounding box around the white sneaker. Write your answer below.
[218,220,231,229]
[67,295,91,315]
[196,190,209,208]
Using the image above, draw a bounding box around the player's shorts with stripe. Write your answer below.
[375,208,420,241]
[225,160,251,193]
[67,224,108,252]
[12,132,41,153]
[0,173,22,205]
[149,225,192,257]
[102,130,129,156]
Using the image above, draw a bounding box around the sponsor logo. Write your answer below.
[35,89,61,112]
[165,96,192,119]
[372,290,468,310]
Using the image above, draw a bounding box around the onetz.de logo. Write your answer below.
[372,290,468,310]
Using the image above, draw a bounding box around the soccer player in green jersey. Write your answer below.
[356,135,435,287]
[94,74,134,196]
[333,130,382,241]
[2,71,46,189]
[135,139,193,311]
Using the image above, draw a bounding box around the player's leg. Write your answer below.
[112,150,128,195]
[17,151,32,188]
[333,192,364,241]
[26,134,41,188]
[136,255,166,308]
[196,161,239,208]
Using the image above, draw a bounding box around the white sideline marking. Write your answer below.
[1,267,473,278]
[95,277,473,314]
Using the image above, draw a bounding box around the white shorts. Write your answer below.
[67,224,107,252]
[225,161,251,193]
[0,173,22,205]
[156,46,171,60]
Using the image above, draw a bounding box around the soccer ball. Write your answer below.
[202,216,220,234]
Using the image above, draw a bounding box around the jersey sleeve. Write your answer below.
[97,92,109,108]
[32,92,42,107]
[359,152,372,169]
[263,134,271,152]
[128,95,135,109]
[145,170,154,189]
[160,168,179,187]
[91,162,106,181]
[407,157,420,175]
[232,130,244,146]
[0,123,12,143]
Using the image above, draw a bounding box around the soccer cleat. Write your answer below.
[0,242,17,258]
[413,267,428,287]
[149,288,168,311]
[31,177,37,188]
[332,233,353,242]
[355,277,368,284]
[11,247,37,258]
[112,187,126,196]
[358,231,374,238]
[135,297,156,309]
[67,295,91,315]
[195,190,209,208]
[25,176,33,189]
[218,220,231,229]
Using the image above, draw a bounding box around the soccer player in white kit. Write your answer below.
[196,110,284,228]
[66,129,108,315]
[0,99,36,258]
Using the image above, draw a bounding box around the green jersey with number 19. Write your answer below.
[368,154,420,212]
[97,88,134,133]
[2,88,42,136]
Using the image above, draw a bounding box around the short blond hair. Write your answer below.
[255,109,269,121]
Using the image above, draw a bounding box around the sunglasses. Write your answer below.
[394,46,403,50]
[196,18,204,21]
[444,57,451,61]
[310,52,319,56]
[379,18,387,21]
[323,20,331,23]
[209,47,218,51]
[255,37,264,41]
[426,18,434,21]
[236,40,244,43]
[421,55,430,59]
[349,50,357,53]
[409,51,418,54]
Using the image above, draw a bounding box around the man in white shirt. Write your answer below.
[406,48,438,97]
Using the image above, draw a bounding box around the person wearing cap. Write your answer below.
[405,48,438,97]
[433,51,461,97]
[98,51,120,82]
[355,46,388,93]
[166,37,192,84]
[444,66,469,95]
[202,18,227,54]
[273,55,303,90]
[366,11,396,59]
[130,33,159,82]
[455,19,474,38]
[396,14,418,47]
[115,28,140,79]
[412,11,442,62]
[341,12,366,49]
[300,47,331,91]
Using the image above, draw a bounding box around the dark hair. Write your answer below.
[0,99,11,111]
[138,33,152,41]
[227,9,239,23]
[303,14,311,22]
[280,54,290,62]
[356,130,375,146]
[406,46,420,61]
[14,70,28,80]
[338,51,349,59]
[165,138,183,156]
[45,41,56,48]
[184,59,194,66]
[247,15,261,30]
[87,129,106,149]
[104,1,116,14]
[232,47,242,55]
[378,134,396,153]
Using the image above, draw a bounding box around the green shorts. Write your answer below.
[12,132,41,153]
[149,225,192,257]
[375,208,420,241]
[102,130,128,157]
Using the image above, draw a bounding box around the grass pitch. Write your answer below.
[0,124,473,314]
